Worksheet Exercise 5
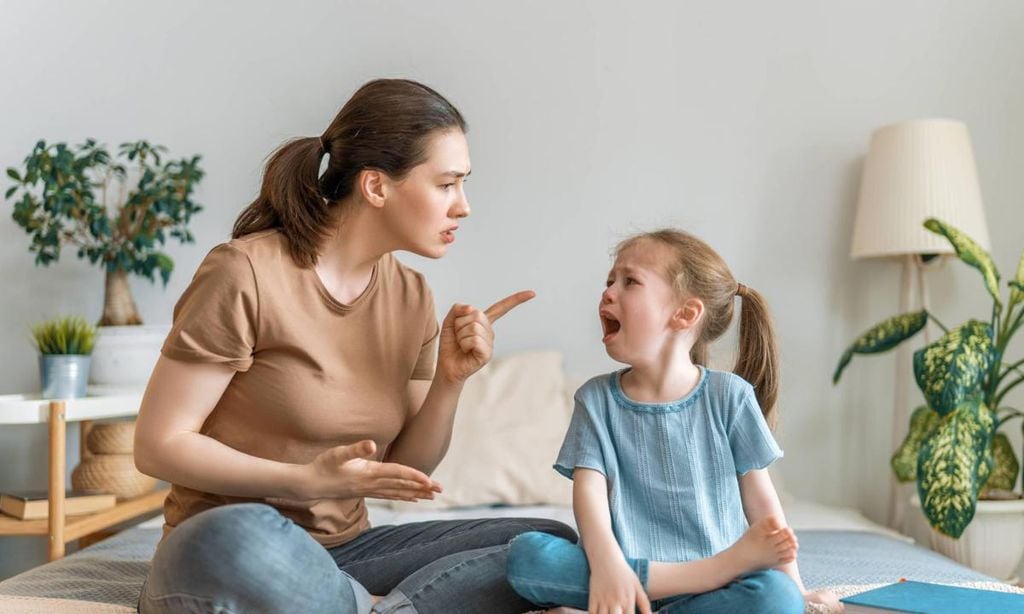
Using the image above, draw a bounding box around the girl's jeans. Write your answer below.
[506,532,805,614]
[139,503,577,614]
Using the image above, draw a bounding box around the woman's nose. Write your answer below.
[452,191,470,218]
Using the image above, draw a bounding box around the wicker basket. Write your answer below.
[72,453,156,500]
[86,421,135,455]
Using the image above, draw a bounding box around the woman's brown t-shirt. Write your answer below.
[160,229,438,547]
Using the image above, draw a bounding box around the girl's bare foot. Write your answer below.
[727,516,798,571]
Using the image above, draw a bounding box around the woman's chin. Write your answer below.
[408,243,449,259]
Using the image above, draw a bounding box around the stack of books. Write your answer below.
[0,490,116,520]
[841,580,1024,613]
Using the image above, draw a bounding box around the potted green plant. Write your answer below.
[834,218,1024,579]
[6,139,204,385]
[32,316,97,399]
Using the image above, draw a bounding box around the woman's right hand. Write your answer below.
[297,440,442,502]
[588,558,651,614]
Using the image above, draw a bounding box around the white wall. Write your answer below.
[2,0,1023,580]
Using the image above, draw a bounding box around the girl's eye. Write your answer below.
[440,183,455,191]
[625,277,638,286]
[605,280,614,288]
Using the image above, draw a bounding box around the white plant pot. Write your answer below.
[913,496,1024,581]
[89,325,170,387]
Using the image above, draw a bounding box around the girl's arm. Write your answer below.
[134,356,438,502]
[739,468,843,611]
[574,468,652,613]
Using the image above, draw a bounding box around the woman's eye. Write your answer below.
[440,183,455,191]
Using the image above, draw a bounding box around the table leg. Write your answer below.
[48,401,66,561]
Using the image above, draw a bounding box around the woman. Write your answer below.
[135,78,576,614]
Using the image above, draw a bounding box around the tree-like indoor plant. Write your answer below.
[6,139,203,385]
[32,316,96,399]
[834,218,1024,579]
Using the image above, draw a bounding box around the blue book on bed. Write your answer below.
[840,580,1024,613]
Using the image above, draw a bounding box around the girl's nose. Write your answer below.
[601,286,615,304]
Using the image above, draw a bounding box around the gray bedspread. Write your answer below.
[0,528,1003,609]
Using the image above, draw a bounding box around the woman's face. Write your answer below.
[382,129,471,259]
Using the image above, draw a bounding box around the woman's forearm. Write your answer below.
[136,430,305,500]
[384,376,464,474]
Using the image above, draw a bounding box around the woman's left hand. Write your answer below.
[437,290,535,384]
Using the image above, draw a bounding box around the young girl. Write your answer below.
[506,229,840,613]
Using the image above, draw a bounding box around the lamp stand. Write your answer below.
[887,254,934,535]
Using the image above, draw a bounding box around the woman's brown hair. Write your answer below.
[233,79,467,267]
[617,229,781,428]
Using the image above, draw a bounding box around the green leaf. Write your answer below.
[833,311,928,384]
[924,218,1001,308]
[6,168,20,181]
[913,320,993,416]
[1011,250,1024,308]
[917,397,994,538]
[891,405,941,482]
[982,432,1019,493]
[5,186,17,199]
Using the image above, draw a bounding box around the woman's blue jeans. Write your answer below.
[139,503,576,614]
[506,532,804,614]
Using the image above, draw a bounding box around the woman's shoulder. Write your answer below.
[224,229,288,264]
[377,254,435,309]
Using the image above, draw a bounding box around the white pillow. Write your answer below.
[387,350,574,510]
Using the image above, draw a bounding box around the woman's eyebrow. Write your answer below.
[440,169,471,178]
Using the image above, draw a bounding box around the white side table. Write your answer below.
[0,388,169,560]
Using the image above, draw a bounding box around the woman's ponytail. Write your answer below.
[233,136,330,268]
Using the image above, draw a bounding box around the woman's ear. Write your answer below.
[672,297,704,331]
[357,169,387,209]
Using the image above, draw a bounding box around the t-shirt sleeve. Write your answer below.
[161,244,258,371]
[554,392,606,480]
[729,389,783,475]
[410,286,439,381]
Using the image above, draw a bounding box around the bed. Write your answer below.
[2,352,1021,612]
[1,500,1021,613]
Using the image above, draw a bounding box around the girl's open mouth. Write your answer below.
[601,313,621,342]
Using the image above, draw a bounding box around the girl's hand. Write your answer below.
[804,589,844,613]
[588,559,651,614]
[437,290,535,384]
[296,440,441,501]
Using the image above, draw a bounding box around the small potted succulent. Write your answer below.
[834,218,1024,579]
[32,316,97,399]
[6,139,204,385]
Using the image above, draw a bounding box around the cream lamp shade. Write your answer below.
[850,119,990,259]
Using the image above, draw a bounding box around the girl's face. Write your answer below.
[599,243,683,366]
[382,129,471,259]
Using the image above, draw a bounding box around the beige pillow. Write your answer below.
[388,350,574,510]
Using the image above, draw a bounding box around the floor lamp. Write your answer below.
[849,118,991,535]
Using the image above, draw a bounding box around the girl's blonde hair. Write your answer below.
[617,229,780,428]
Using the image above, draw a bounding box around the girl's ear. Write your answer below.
[672,297,704,331]
[357,169,387,209]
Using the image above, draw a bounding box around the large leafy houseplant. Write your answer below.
[834,218,1024,539]
[5,140,204,325]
